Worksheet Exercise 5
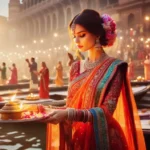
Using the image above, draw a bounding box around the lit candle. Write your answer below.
[20,103,23,110]
[9,94,16,104]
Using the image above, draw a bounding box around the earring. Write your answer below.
[95,38,101,50]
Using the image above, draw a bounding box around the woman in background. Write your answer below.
[38,62,49,99]
[8,63,18,84]
[128,57,135,80]
[55,61,64,87]
[144,55,150,80]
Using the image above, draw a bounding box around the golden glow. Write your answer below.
[145,16,150,21]
[140,38,144,41]
[33,40,37,44]
[20,103,23,110]
[11,94,16,102]
[54,33,58,37]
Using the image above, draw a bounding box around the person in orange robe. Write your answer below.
[8,63,18,84]
[144,55,150,80]
[128,57,134,80]
[38,62,49,99]
[42,9,146,150]
[55,61,64,86]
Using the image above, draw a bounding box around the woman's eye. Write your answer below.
[73,35,76,39]
[80,34,85,37]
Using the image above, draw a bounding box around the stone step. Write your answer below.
[141,96,150,102]
[137,103,150,109]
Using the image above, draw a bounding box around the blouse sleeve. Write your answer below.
[102,68,124,114]
[69,61,80,82]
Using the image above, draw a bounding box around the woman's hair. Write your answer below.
[42,61,46,67]
[69,9,108,46]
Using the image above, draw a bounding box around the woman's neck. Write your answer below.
[88,47,104,62]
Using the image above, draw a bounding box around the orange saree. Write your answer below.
[55,64,64,87]
[46,57,145,150]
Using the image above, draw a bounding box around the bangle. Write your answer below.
[67,108,75,121]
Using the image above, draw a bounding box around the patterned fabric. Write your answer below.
[66,57,128,149]
[90,108,109,150]
[46,56,146,150]
[103,69,123,114]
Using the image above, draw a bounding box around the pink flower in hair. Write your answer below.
[101,14,117,46]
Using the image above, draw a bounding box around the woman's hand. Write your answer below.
[42,109,68,124]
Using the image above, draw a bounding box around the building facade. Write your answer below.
[0,16,9,50]
[8,0,150,49]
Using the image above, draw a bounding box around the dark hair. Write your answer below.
[31,57,35,61]
[69,9,108,46]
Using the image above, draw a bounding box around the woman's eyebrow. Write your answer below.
[75,31,86,34]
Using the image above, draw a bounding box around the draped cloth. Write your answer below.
[46,57,146,150]
[8,67,18,84]
[55,64,64,86]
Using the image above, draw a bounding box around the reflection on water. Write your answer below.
[0,143,22,149]
[0,123,46,150]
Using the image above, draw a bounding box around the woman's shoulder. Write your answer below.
[69,60,80,81]
[105,56,128,72]
[108,56,127,66]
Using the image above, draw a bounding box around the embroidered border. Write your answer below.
[94,59,122,106]
[90,107,109,150]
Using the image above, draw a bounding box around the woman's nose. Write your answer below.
[74,37,80,44]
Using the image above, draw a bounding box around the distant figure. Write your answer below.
[8,63,18,84]
[55,61,64,86]
[0,62,7,85]
[128,58,134,80]
[144,55,150,80]
[26,57,38,90]
[0,96,3,101]
[38,62,49,99]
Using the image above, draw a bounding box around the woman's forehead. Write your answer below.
[71,24,87,34]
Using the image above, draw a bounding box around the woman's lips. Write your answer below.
[77,45,83,49]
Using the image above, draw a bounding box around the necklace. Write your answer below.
[84,53,107,70]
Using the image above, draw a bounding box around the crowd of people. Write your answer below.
[0,58,64,99]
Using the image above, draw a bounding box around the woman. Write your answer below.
[44,9,145,150]
[8,63,18,84]
[55,61,64,86]
[143,55,150,80]
[128,58,134,80]
[39,62,49,99]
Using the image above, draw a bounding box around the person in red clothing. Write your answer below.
[8,63,18,84]
[38,62,49,99]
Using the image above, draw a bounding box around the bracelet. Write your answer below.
[67,108,75,121]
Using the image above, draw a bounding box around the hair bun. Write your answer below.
[101,14,117,46]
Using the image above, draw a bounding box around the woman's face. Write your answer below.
[72,24,97,52]
[42,62,45,67]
